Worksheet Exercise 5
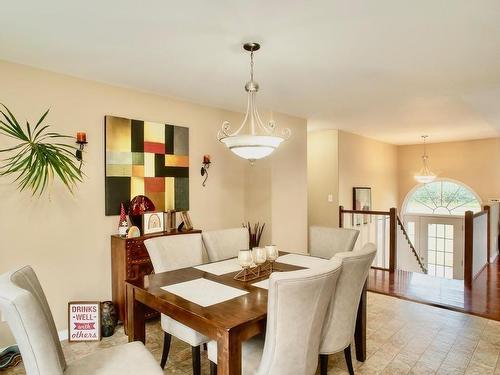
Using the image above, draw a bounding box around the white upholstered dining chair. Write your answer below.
[144,233,209,374]
[202,227,249,262]
[0,266,162,375]
[319,243,377,375]
[309,226,359,259]
[207,258,343,375]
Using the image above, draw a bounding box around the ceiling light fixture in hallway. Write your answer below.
[414,135,437,184]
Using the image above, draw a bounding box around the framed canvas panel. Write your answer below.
[353,187,372,225]
[105,116,189,215]
[142,212,164,235]
[68,301,101,342]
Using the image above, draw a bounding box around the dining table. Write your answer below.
[126,253,367,375]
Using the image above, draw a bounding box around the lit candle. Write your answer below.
[76,132,87,143]
[203,154,211,164]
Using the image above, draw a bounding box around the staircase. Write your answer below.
[397,216,427,274]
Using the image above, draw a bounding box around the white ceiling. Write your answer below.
[1,0,500,144]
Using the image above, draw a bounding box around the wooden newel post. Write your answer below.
[485,205,491,263]
[339,205,344,228]
[389,207,397,272]
[464,210,474,288]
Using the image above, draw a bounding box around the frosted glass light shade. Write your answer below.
[414,174,437,184]
[220,135,284,161]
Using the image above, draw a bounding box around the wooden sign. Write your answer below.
[68,301,101,342]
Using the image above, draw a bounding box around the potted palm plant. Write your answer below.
[0,104,83,195]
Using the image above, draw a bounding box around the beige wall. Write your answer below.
[243,111,308,252]
[397,138,500,209]
[307,130,339,227]
[338,131,399,211]
[0,60,307,346]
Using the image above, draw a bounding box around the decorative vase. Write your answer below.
[128,195,156,230]
[101,301,118,337]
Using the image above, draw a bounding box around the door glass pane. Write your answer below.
[437,238,445,251]
[427,223,454,280]
[437,224,445,237]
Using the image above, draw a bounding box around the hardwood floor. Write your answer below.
[368,257,500,321]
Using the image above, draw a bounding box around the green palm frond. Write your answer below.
[0,104,83,195]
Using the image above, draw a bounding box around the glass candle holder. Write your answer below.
[265,245,278,261]
[238,249,254,268]
[253,247,267,265]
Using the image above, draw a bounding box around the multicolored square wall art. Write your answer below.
[105,116,189,216]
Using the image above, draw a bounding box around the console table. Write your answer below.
[111,229,202,329]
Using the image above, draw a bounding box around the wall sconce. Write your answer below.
[76,132,88,171]
[201,154,211,187]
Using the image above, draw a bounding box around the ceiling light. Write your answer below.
[414,135,436,184]
[218,42,290,163]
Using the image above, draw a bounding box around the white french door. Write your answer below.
[404,215,464,280]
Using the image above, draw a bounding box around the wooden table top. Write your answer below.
[126,259,304,331]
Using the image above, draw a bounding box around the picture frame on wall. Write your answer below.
[142,212,164,235]
[353,187,372,225]
[68,301,101,342]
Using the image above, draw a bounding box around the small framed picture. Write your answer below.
[68,301,101,342]
[142,212,164,235]
[180,211,193,231]
[353,187,372,225]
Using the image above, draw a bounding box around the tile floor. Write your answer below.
[5,292,500,374]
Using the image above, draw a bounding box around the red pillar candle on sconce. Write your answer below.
[76,132,87,143]
[75,132,88,168]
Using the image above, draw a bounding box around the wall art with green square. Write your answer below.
[104,115,189,215]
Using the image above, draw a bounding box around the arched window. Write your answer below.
[404,180,481,215]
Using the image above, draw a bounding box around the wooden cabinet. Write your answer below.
[111,229,202,327]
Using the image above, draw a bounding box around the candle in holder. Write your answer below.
[252,247,267,265]
[76,132,87,143]
[238,249,253,268]
[265,245,278,261]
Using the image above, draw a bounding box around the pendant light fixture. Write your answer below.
[218,42,290,163]
[414,135,436,184]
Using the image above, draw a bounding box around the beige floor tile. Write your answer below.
[4,293,500,375]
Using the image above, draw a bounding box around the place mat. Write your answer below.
[161,278,248,307]
[251,279,269,290]
[194,258,242,276]
[276,253,330,269]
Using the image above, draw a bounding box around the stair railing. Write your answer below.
[396,216,427,273]
[339,206,397,272]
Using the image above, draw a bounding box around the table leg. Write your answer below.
[217,329,242,375]
[126,283,146,343]
[355,280,367,362]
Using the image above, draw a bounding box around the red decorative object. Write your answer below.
[128,195,156,229]
[118,203,127,228]
[76,132,87,143]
